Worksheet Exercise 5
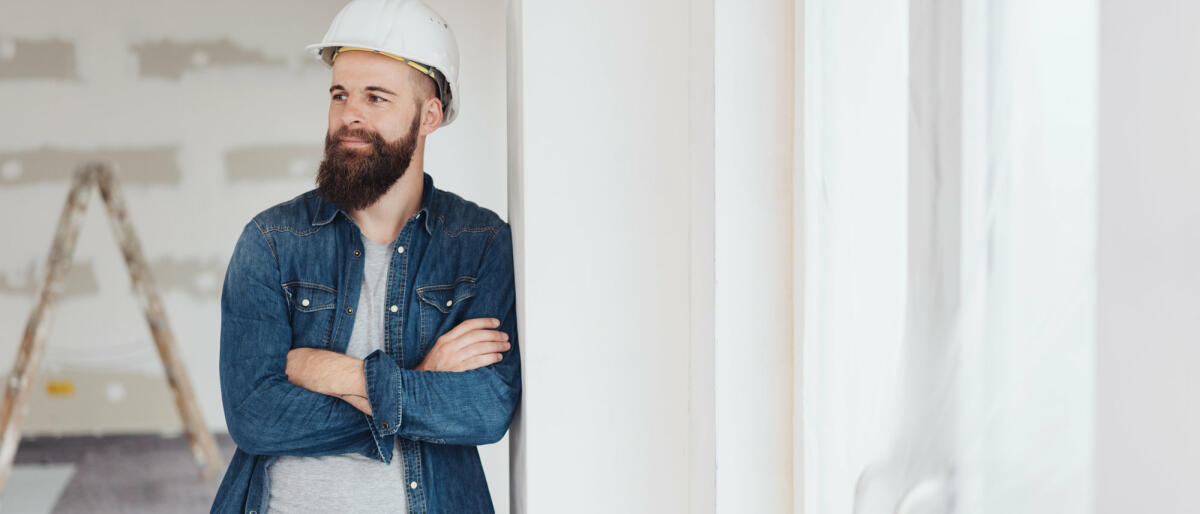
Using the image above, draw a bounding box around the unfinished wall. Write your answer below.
[0,0,508,507]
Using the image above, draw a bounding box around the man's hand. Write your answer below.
[415,318,511,372]
[286,348,372,416]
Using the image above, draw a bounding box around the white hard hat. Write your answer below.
[307,0,461,125]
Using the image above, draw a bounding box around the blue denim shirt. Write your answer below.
[212,174,521,513]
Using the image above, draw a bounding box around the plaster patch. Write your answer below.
[1,257,224,299]
[1,159,22,180]
[23,369,183,435]
[225,144,321,182]
[130,37,287,80]
[0,146,180,185]
[105,381,127,403]
[0,37,78,80]
[0,38,16,60]
[149,256,226,300]
[0,262,100,297]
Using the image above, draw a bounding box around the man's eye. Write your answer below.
[332,93,347,101]
[370,95,388,103]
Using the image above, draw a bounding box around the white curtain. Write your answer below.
[803,0,1096,512]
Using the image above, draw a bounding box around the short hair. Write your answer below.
[408,67,439,110]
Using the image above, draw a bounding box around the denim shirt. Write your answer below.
[211,174,521,514]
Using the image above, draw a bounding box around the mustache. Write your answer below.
[325,127,385,149]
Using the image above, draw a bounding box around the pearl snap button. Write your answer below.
[390,305,399,313]
[445,300,453,307]
[410,481,418,489]
[301,299,310,307]
[396,246,405,254]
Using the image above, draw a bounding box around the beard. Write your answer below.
[316,113,421,212]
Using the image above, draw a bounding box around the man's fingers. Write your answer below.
[460,340,512,359]
[439,317,501,343]
[458,352,503,372]
[449,329,509,350]
[420,320,507,373]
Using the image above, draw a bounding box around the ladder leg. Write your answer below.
[0,167,98,492]
[95,166,223,479]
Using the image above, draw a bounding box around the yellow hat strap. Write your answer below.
[333,46,435,79]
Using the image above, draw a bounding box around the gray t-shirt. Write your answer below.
[267,235,407,513]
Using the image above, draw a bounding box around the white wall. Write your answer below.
[1096,0,1200,512]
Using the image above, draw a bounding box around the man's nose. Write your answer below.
[341,97,366,126]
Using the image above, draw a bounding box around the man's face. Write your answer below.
[316,51,426,211]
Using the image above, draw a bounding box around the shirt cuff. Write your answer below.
[363,349,403,442]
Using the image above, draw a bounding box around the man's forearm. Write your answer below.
[286,348,373,416]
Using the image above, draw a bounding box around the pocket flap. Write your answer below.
[282,282,338,312]
[416,278,477,314]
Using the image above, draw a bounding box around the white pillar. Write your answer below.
[712,0,796,511]
[509,1,799,511]
[507,0,695,511]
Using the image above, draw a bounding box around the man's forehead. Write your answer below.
[330,51,413,87]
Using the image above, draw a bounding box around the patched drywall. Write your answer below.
[148,256,225,299]
[0,37,78,80]
[225,144,322,182]
[23,369,185,435]
[0,262,100,296]
[0,257,223,300]
[0,146,180,185]
[130,38,287,80]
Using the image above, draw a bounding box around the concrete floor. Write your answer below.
[6,433,236,514]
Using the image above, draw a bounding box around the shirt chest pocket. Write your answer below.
[282,281,338,349]
[415,277,477,352]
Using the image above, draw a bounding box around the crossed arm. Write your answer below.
[219,221,521,459]
[283,317,513,416]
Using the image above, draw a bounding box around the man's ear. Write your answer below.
[420,97,444,135]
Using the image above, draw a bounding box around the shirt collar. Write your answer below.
[312,172,436,236]
[418,172,435,235]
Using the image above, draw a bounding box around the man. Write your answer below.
[211,1,520,512]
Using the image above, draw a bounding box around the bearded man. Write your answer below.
[211,1,520,512]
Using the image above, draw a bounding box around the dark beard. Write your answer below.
[316,114,420,212]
